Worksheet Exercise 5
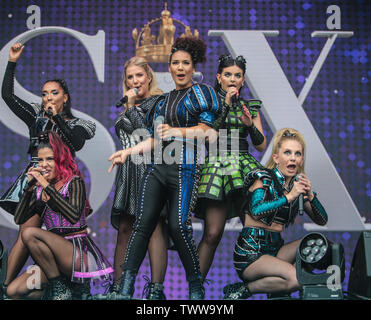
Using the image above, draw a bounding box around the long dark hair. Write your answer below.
[214,54,247,92]
[43,79,74,118]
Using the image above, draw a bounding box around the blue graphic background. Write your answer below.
[0,0,369,299]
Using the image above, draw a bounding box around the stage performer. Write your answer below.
[196,54,266,280]
[6,131,112,300]
[109,56,169,300]
[108,36,222,300]
[0,43,96,299]
[223,128,328,299]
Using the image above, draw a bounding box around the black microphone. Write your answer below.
[116,88,138,108]
[24,176,38,192]
[295,175,304,216]
[232,93,244,115]
[45,108,53,118]
[298,194,304,216]
[231,93,238,105]
[28,178,37,188]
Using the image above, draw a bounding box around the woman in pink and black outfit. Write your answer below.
[6,131,113,300]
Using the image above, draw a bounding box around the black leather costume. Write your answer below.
[0,61,96,215]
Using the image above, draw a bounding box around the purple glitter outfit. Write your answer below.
[32,176,113,283]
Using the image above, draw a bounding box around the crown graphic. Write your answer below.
[132,2,199,63]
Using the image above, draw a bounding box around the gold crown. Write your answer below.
[132,2,199,63]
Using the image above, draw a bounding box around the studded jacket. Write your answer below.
[243,168,328,227]
[2,61,96,157]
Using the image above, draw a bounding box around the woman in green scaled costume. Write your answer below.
[195,54,267,280]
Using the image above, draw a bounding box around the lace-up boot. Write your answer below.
[223,281,251,300]
[115,270,136,300]
[146,283,166,300]
[70,281,91,300]
[188,278,205,300]
[42,276,73,300]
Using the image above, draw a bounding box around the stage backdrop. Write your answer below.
[0,0,369,299]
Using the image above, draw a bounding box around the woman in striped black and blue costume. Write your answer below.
[108,36,221,300]
[223,128,328,299]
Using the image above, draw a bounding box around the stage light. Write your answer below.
[296,232,345,300]
[0,240,8,300]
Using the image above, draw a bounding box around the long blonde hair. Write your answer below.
[122,56,163,97]
[266,128,306,174]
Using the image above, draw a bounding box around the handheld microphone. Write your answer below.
[116,88,138,108]
[231,93,238,105]
[25,175,39,191]
[45,108,53,118]
[298,194,304,216]
[28,178,37,188]
[295,175,304,216]
[154,115,165,137]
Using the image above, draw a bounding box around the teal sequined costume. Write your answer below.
[196,89,263,219]
[233,167,328,278]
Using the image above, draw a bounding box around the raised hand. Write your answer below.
[9,43,25,63]
[26,166,49,189]
[125,88,139,108]
[296,173,314,201]
[286,178,306,203]
[44,103,59,117]
[224,86,238,106]
[239,105,253,127]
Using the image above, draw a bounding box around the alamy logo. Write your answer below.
[326,265,342,292]
[26,265,41,290]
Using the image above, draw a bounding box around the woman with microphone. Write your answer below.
[108,36,222,300]
[223,128,328,299]
[195,54,267,281]
[8,131,112,300]
[108,56,169,300]
[0,43,96,298]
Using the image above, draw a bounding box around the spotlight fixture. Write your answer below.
[296,232,345,300]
